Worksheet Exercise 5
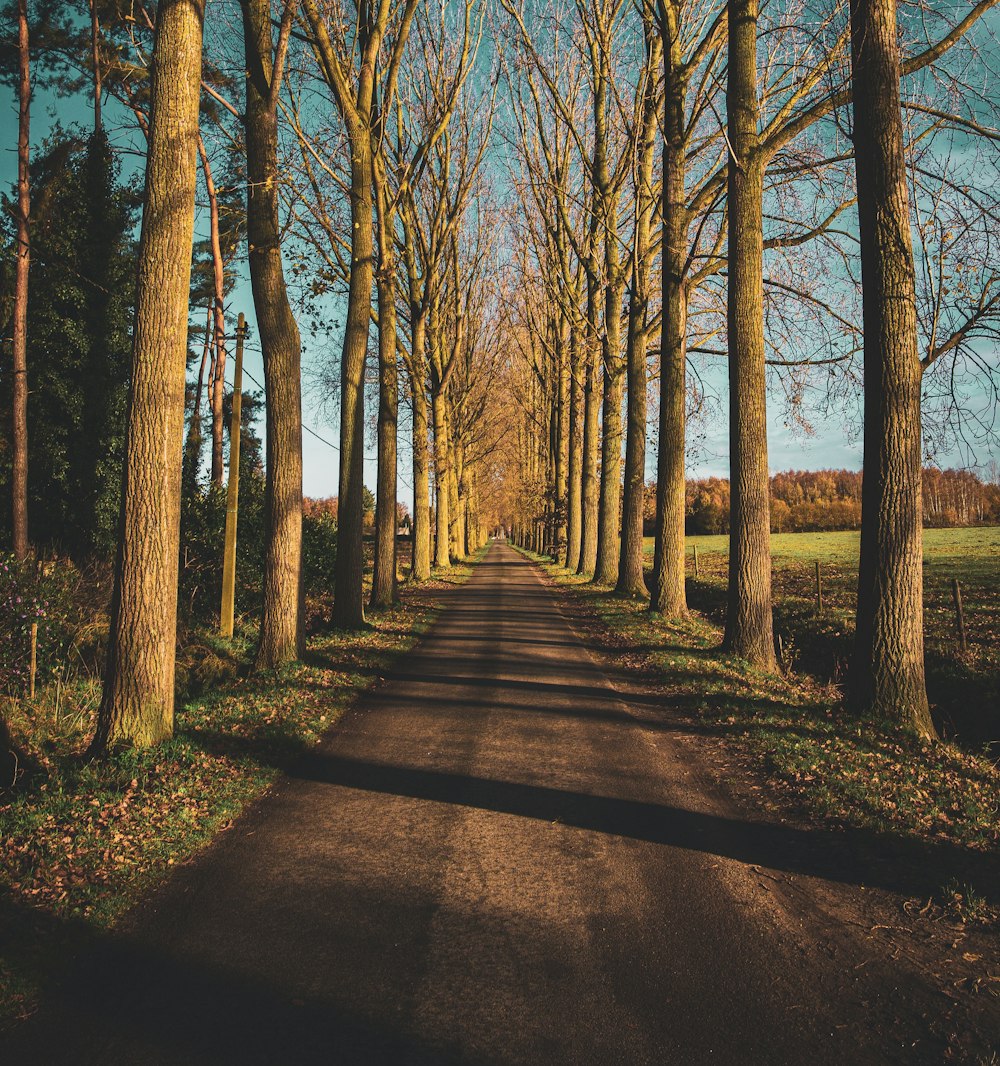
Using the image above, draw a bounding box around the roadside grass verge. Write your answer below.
[517,547,1000,921]
[643,527,1000,749]
[0,552,482,1029]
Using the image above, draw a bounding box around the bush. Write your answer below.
[0,555,51,697]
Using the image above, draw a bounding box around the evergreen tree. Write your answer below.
[1,128,136,558]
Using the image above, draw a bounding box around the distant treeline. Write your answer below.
[644,469,1000,535]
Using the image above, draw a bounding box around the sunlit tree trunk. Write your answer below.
[371,158,398,608]
[849,0,935,738]
[409,325,431,582]
[334,126,373,625]
[617,21,660,599]
[91,0,205,752]
[723,0,775,667]
[11,0,30,561]
[565,321,583,571]
[243,0,304,666]
[650,24,688,617]
[432,374,451,569]
[578,261,601,575]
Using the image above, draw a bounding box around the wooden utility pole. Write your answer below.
[221,314,246,638]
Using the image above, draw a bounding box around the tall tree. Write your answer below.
[302,0,419,627]
[370,145,399,607]
[10,0,30,560]
[90,0,205,752]
[722,0,775,667]
[849,0,935,738]
[242,0,305,668]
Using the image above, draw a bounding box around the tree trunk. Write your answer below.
[565,323,583,571]
[409,336,431,582]
[594,271,625,585]
[432,379,451,569]
[11,0,30,561]
[650,37,688,617]
[616,271,649,599]
[555,317,569,562]
[617,28,659,600]
[91,0,205,752]
[333,127,373,628]
[723,0,775,667]
[577,271,601,575]
[849,0,935,739]
[89,0,103,133]
[370,162,398,609]
[243,0,304,667]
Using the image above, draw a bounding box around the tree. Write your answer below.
[15,131,135,559]
[722,0,775,667]
[242,0,304,669]
[90,0,205,752]
[849,0,935,738]
[10,0,30,560]
[301,0,419,627]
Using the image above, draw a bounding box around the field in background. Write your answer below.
[642,527,1000,748]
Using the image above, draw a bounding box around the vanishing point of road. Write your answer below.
[6,543,957,1063]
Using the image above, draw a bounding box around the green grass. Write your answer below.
[641,527,1000,748]
[518,544,1000,924]
[0,551,484,1029]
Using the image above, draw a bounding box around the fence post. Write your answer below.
[951,577,967,653]
[220,313,245,638]
[815,560,823,613]
[693,544,699,578]
[28,621,37,698]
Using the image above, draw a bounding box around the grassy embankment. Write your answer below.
[0,552,483,1028]
[519,528,1000,921]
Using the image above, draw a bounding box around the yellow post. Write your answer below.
[220,313,245,638]
[28,621,37,698]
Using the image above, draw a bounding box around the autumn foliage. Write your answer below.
[642,468,1000,536]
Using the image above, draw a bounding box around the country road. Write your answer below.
[4,543,962,1064]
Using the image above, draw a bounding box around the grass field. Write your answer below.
[642,527,1000,748]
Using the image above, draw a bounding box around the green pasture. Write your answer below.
[641,526,1000,747]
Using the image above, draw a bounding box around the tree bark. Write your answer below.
[370,159,398,609]
[91,0,205,752]
[577,268,601,576]
[333,126,373,627]
[409,328,431,582]
[565,322,583,571]
[650,30,688,617]
[11,0,30,561]
[243,0,304,667]
[594,271,625,585]
[617,24,660,600]
[432,374,451,569]
[849,0,935,738]
[723,0,775,667]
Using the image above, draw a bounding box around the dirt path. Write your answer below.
[4,543,960,1063]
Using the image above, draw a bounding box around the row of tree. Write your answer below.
[498,0,1000,741]
[2,0,515,760]
[3,0,999,756]
[675,467,1000,535]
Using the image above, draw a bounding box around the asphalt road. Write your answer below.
[6,543,950,1064]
